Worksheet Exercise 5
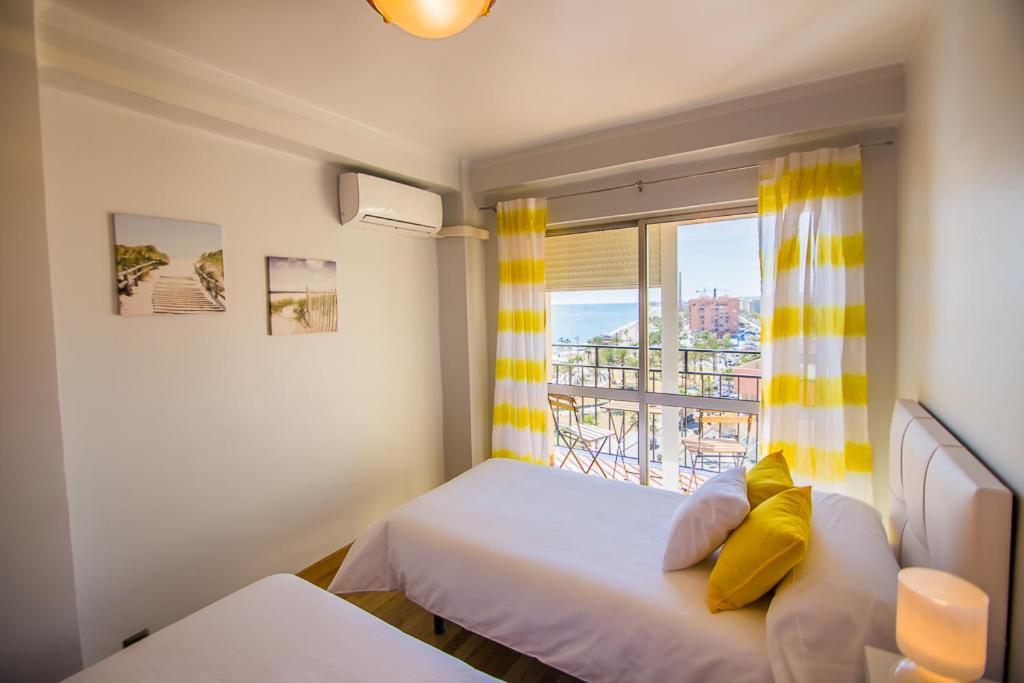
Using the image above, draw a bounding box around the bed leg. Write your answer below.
[433,614,446,635]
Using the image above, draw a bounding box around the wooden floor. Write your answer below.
[297,546,580,682]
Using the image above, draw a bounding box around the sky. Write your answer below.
[267,257,337,292]
[114,214,222,259]
[552,217,760,305]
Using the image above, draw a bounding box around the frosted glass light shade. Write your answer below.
[895,568,989,681]
[368,0,495,39]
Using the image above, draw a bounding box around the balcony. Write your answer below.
[549,344,760,491]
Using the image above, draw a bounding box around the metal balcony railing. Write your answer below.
[550,343,761,401]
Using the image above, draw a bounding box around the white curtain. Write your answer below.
[758,146,872,502]
[491,198,549,465]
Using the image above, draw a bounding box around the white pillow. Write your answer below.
[661,467,750,571]
[766,492,899,683]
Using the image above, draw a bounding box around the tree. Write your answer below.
[691,331,731,350]
[648,314,663,346]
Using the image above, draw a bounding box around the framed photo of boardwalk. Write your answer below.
[113,214,226,316]
[266,257,338,335]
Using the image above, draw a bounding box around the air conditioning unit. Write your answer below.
[339,172,442,238]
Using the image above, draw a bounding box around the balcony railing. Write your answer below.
[550,343,761,401]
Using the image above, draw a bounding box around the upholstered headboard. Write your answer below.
[888,399,1012,681]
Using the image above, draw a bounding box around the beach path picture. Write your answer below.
[267,257,338,335]
[114,214,226,316]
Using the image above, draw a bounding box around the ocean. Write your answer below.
[551,303,639,343]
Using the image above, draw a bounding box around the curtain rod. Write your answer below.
[478,139,894,212]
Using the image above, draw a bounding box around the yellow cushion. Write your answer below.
[707,486,813,613]
[746,451,793,509]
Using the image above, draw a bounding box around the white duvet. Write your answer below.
[331,459,773,683]
[66,574,495,682]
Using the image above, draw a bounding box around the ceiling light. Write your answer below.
[366,0,496,39]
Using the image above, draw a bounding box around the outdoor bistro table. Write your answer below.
[595,401,749,481]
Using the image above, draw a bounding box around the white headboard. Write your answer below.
[889,399,1012,681]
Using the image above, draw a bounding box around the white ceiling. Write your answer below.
[56,0,933,160]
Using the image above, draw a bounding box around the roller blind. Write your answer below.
[545,227,661,292]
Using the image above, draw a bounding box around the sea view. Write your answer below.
[551,303,639,343]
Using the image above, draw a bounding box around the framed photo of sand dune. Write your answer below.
[114,214,226,316]
[266,257,338,335]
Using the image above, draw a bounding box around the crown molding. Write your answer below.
[34,1,461,191]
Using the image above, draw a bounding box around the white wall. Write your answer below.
[436,235,490,479]
[468,66,904,198]
[898,1,1024,679]
[39,87,445,665]
[0,2,82,679]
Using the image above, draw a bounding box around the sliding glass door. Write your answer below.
[644,213,762,491]
[545,210,761,491]
[547,226,643,482]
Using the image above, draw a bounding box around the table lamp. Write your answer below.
[892,567,989,682]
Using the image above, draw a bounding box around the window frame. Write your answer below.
[546,203,760,487]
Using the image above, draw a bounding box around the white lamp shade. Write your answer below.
[896,567,989,680]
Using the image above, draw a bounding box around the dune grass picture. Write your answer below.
[267,257,338,335]
[114,214,226,316]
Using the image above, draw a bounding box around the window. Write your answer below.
[545,211,761,491]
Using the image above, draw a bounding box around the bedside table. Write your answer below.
[864,646,997,683]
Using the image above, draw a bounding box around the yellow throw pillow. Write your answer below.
[707,486,812,613]
[746,451,793,509]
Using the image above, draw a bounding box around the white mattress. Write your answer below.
[331,459,772,683]
[65,574,495,682]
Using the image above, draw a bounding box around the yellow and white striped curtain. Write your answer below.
[758,146,872,501]
[491,198,549,465]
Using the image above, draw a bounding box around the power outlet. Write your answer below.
[122,628,150,649]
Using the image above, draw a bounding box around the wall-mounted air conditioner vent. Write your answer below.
[339,172,442,238]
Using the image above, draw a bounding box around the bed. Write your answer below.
[334,458,779,681]
[331,399,1012,683]
[65,574,495,682]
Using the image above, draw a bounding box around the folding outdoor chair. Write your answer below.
[681,411,756,491]
[548,394,616,478]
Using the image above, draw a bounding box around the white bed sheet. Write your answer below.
[330,459,773,683]
[66,574,495,682]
